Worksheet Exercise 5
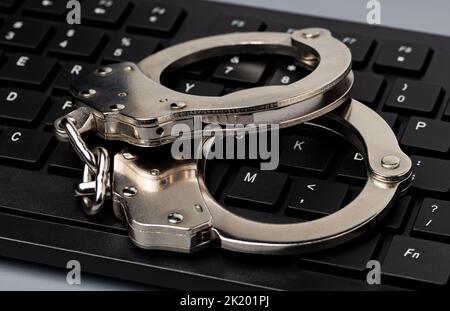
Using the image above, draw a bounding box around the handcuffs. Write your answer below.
[54,28,412,254]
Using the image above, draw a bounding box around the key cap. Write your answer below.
[53,62,95,93]
[266,62,309,86]
[213,55,267,85]
[128,3,185,36]
[0,88,48,124]
[0,128,53,167]
[48,143,83,177]
[44,97,75,129]
[385,79,442,114]
[401,117,450,154]
[49,27,106,60]
[379,112,398,129]
[375,41,432,75]
[335,33,375,68]
[351,72,385,107]
[336,150,367,183]
[382,195,411,231]
[175,79,223,96]
[300,234,380,274]
[23,0,68,19]
[225,166,288,211]
[410,156,450,194]
[205,162,229,196]
[413,199,450,241]
[280,135,337,175]
[103,34,159,63]
[210,14,264,34]
[286,178,349,218]
[382,235,450,286]
[82,0,131,27]
[0,19,51,50]
[0,54,57,87]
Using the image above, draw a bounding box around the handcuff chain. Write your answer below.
[60,118,110,216]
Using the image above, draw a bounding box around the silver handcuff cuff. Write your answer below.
[54,28,412,254]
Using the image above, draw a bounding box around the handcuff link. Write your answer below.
[54,28,412,254]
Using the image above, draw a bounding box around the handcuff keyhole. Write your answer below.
[79,89,97,98]
[168,212,184,224]
[123,186,138,198]
[110,104,125,111]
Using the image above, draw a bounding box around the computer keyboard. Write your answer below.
[0,0,450,290]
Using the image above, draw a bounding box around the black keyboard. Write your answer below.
[0,0,450,291]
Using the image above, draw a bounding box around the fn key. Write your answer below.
[382,236,450,286]
[225,166,288,211]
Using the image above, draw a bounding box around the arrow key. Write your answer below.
[286,178,349,219]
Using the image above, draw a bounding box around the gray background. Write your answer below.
[0,0,448,290]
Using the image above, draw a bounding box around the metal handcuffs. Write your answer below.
[54,28,412,254]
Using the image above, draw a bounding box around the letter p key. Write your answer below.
[415,121,427,131]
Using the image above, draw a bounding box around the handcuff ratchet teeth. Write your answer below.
[54,28,412,254]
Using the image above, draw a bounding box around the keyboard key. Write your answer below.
[286,178,349,218]
[382,236,450,286]
[82,0,131,26]
[210,14,264,34]
[300,234,380,274]
[335,33,375,68]
[280,135,337,175]
[0,128,52,167]
[413,199,450,241]
[379,112,398,129]
[385,79,442,114]
[0,19,51,50]
[23,0,68,19]
[49,27,106,60]
[382,195,411,231]
[266,62,309,86]
[128,3,185,36]
[54,62,95,93]
[225,166,288,211]
[401,117,450,154]
[45,97,75,129]
[351,72,385,107]
[0,168,125,233]
[174,79,224,96]
[103,34,159,63]
[48,143,83,177]
[410,156,450,194]
[0,88,48,124]
[205,162,229,196]
[213,55,267,85]
[0,54,57,87]
[336,150,367,183]
[375,41,431,75]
